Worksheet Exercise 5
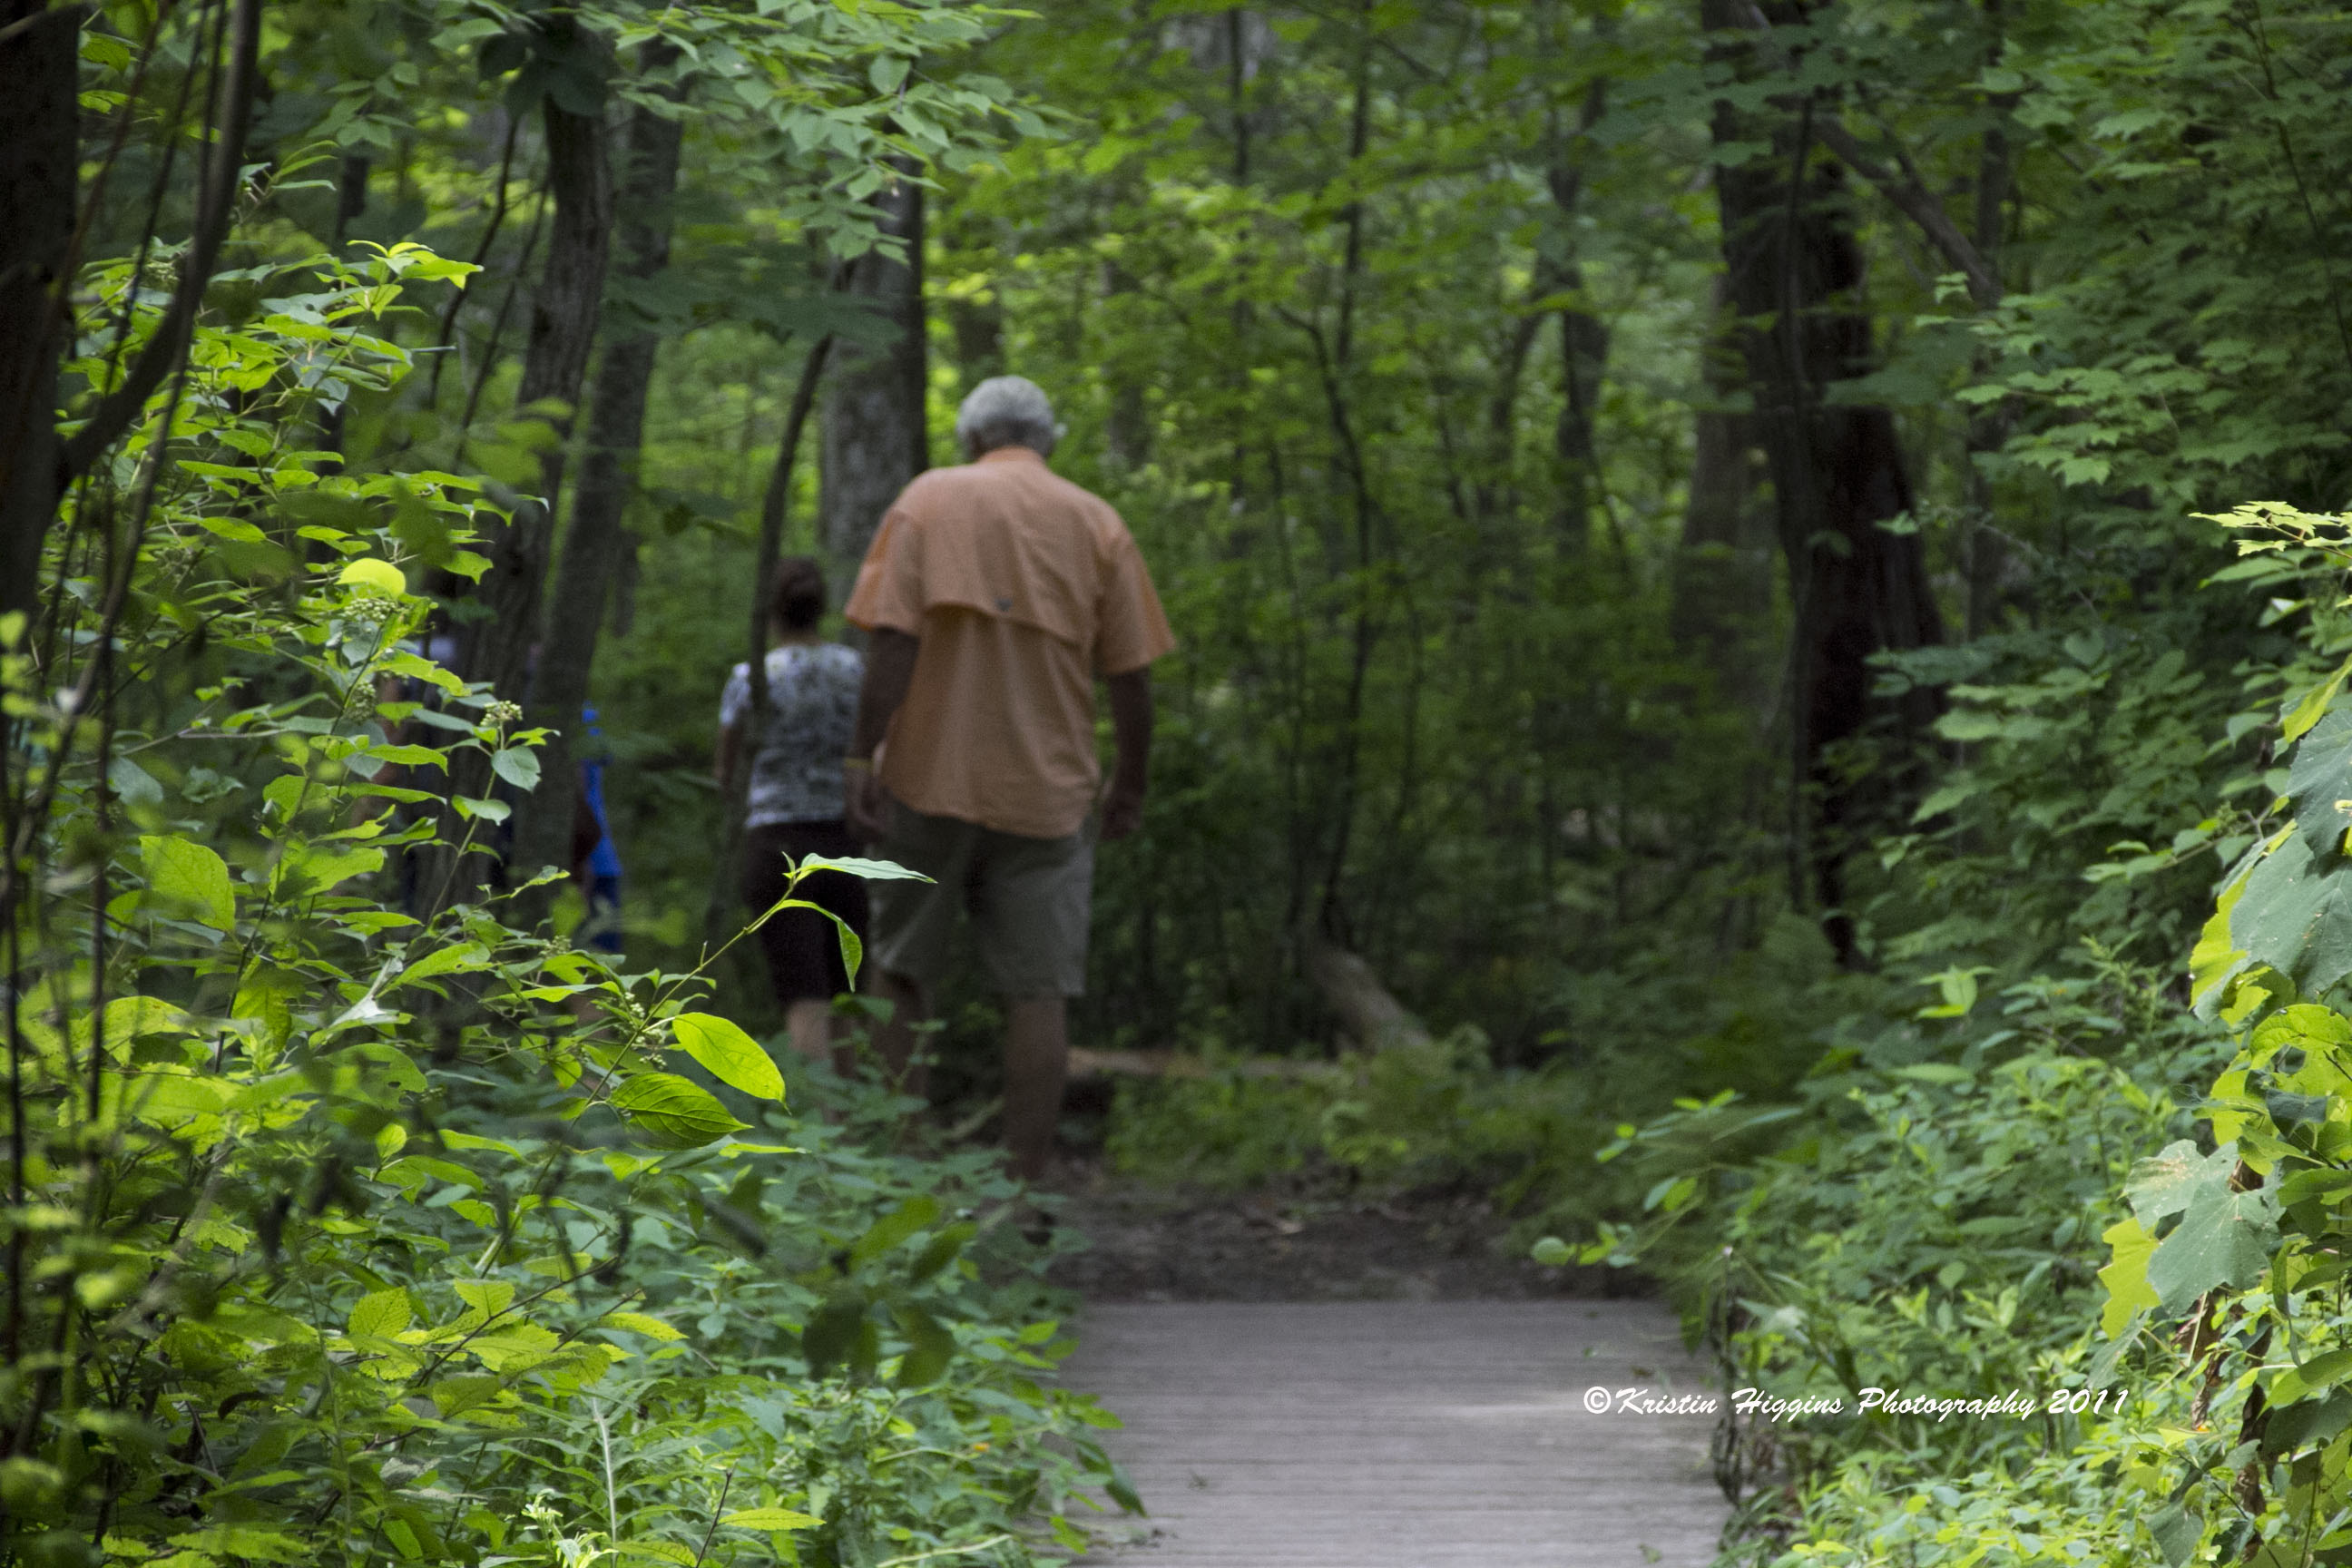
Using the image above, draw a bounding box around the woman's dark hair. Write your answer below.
[769,556,828,632]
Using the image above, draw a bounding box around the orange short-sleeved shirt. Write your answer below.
[844,446,1176,839]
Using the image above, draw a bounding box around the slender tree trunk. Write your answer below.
[1546,77,1611,554]
[1703,0,1943,964]
[819,160,926,565]
[514,59,681,887]
[1670,280,1772,705]
[466,85,613,706]
[0,0,79,629]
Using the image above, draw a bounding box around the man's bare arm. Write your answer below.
[846,628,920,840]
[851,628,921,759]
[1102,667,1152,842]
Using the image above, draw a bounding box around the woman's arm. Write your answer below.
[715,719,741,792]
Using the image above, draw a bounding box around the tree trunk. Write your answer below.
[513,64,681,887]
[819,160,926,565]
[1669,282,1773,706]
[0,0,79,629]
[465,88,613,706]
[1703,0,1943,964]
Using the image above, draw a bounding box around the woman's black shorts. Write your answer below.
[740,819,870,1005]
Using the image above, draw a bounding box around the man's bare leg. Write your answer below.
[784,999,832,1069]
[1003,995,1068,1182]
[874,970,930,1100]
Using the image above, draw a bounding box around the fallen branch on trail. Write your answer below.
[1305,940,1432,1051]
[1064,1048,1327,1082]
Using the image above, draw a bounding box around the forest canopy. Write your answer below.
[12,0,2352,1564]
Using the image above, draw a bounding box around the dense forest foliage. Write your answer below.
[13,0,2352,1563]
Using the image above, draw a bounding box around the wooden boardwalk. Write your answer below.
[1066,1300,1728,1568]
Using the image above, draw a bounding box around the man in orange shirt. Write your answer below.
[842,376,1174,1181]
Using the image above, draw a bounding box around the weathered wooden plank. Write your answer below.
[1065,1300,1727,1567]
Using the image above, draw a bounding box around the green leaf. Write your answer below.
[719,1508,822,1532]
[169,1527,309,1563]
[850,1194,940,1267]
[2147,1501,2200,1568]
[391,941,492,991]
[2282,654,2352,743]
[2124,1140,2230,1226]
[2289,707,2352,862]
[2230,828,2352,1000]
[669,1012,785,1101]
[348,1288,413,1340]
[2191,867,2256,1014]
[893,1303,956,1387]
[490,746,541,791]
[598,1311,685,1341]
[798,855,934,883]
[2146,1184,2278,1310]
[2097,1216,2160,1337]
[338,557,408,595]
[610,1073,748,1149]
[2269,1348,2352,1407]
[140,835,235,928]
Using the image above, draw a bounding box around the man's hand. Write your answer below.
[1100,779,1145,842]
[1102,667,1152,844]
[845,764,890,843]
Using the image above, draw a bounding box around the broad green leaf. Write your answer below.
[670,1012,784,1101]
[140,835,235,928]
[719,1507,822,1532]
[490,745,541,791]
[2269,1348,2352,1407]
[2147,1501,2200,1568]
[892,1303,956,1387]
[2289,707,2352,861]
[2230,829,2352,1000]
[429,1374,505,1417]
[2191,869,2255,1014]
[469,1323,560,1372]
[610,1073,748,1148]
[599,1311,685,1341]
[798,855,934,883]
[2282,653,2352,744]
[338,557,407,595]
[2146,1185,2278,1310]
[454,1280,514,1315]
[2124,1140,2229,1226]
[2097,1215,2160,1337]
[169,1527,309,1563]
[616,1544,699,1565]
[392,941,492,991]
[348,1288,413,1341]
[850,1194,940,1267]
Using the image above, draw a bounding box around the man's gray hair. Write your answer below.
[956,376,1061,457]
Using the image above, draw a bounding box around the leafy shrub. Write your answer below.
[1,243,1131,1568]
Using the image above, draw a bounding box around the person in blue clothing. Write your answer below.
[572,705,624,958]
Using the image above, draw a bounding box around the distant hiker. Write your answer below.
[717,556,870,1068]
[842,375,1174,1181]
[571,705,623,959]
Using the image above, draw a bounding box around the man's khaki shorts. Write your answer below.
[867,802,1093,998]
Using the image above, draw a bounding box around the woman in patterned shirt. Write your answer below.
[716,557,867,1068]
